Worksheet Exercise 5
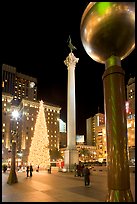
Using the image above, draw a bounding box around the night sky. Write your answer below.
[2,1,135,135]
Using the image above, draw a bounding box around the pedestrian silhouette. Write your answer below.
[83,165,90,186]
[26,165,30,178]
[30,165,33,177]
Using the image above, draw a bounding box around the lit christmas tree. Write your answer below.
[28,100,50,169]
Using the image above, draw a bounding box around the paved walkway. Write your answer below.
[2,169,135,202]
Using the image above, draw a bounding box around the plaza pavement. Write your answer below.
[2,167,135,202]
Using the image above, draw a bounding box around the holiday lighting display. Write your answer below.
[28,100,50,169]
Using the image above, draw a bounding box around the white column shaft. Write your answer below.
[67,65,76,149]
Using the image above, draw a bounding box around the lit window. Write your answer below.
[3,123,5,127]
[26,137,28,140]
[32,118,34,121]
[31,127,33,131]
[4,103,6,107]
[27,117,29,120]
[2,129,5,132]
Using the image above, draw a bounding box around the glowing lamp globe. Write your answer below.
[12,110,19,120]
[29,82,35,88]
[80,2,135,64]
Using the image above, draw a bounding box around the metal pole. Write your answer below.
[102,56,133,202]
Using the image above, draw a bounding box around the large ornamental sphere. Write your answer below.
[80,2,135,64]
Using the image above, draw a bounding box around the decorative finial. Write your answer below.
[67,35,77,53]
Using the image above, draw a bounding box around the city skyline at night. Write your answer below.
[2,1,135,135]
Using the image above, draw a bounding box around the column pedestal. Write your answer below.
[64,149,79,172]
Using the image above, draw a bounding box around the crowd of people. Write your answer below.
[3,161,91,187]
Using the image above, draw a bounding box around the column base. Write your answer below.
[64,149,79,172]
[106,189,134,202]
[7,170,18,185]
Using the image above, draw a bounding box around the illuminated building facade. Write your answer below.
[126,77,135,162]
[2,95,61,165]
[2,64,37,101]
[95,125,107,162]
[60,145,97,163]
[58,119,67,148]
[86,113,105,146]
[126,77,135,115]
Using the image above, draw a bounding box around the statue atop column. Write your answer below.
[64,36,79,68]
[67,35,77,53]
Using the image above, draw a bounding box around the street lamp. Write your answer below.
[7,109,20,185]
[80,2,135,202]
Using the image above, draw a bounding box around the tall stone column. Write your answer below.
[64,52,79,171]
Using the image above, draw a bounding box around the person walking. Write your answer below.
[30,164,33,177]
[83,165,90,187]
[26,165,30,178]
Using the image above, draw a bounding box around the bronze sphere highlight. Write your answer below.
[80,2,135,64]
